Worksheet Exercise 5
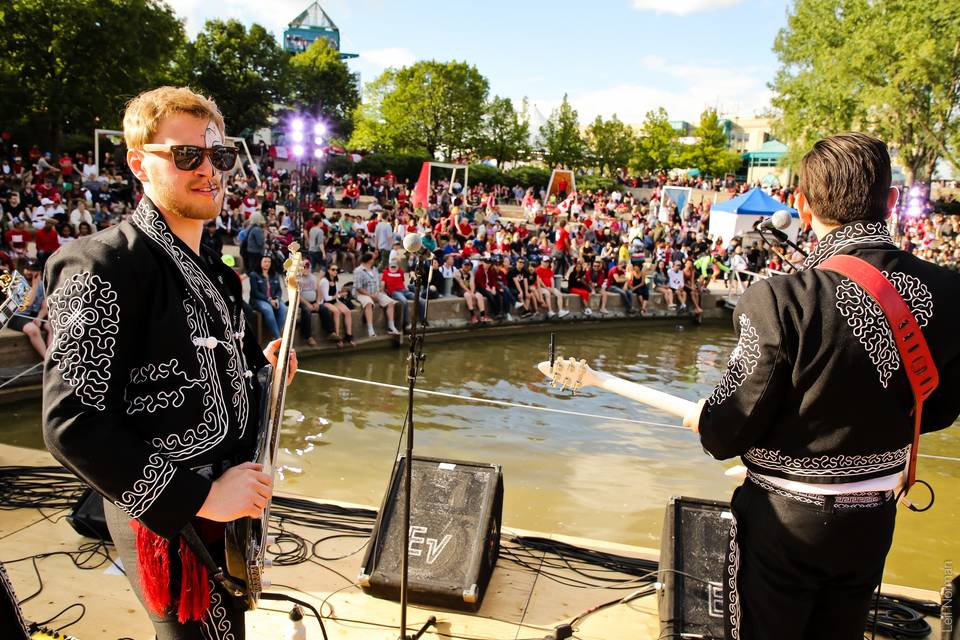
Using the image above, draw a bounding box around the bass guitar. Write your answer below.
[537,357,698,419]
[224,243,303,610]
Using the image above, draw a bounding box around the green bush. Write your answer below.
[323,154,355,176]
[466,163,503,187]
[505,165,550,190]
[357,153,431,184]
[576,174,619,193]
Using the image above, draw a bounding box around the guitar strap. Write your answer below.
[817,254,939,497]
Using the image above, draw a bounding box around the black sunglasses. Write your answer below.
[142,144,238,172]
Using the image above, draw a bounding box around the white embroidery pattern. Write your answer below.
[707,314,761,406]
[125,358,204,415]
[47,271,121,410]
[727,512,741,639]
[885,271,933,328]
[150,299,230,460]
[200,579,235,640]
[743,445,910,478]
[115,453,176,518]
[835,271,934,388]
[132,202,249,456]
[801,220,896,270]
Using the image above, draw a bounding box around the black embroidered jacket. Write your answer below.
[698,220,960,484]
[42,197,268,537]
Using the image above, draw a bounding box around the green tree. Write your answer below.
[679,108,742,176]
[0,0,185,148]
[540,94,585,169]
[477,96,531,168]
[771,0,960,183]
[631,108,679,174]
[177,19,291,137]
[348,71,395,152]
[355,61,488,158]
[585,114,635,176]
[289,39,360,140]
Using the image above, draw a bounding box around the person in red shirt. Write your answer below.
[344,182,360,208]
[553,219,571,274]
[382,260,423,330]
[4,221,32,259]
[473,258,502,318]
[34,217,61,266]
[534,256,568,317]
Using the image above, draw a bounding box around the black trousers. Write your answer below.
[104,499,246,640]
[724,480,896,640]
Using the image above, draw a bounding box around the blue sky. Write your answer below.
[166,0,789,125]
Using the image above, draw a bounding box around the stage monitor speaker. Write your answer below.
[67,488,112,543]
[359,455,502,612]
[658,496,732,640]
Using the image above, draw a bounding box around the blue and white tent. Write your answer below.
[709,187,801,243]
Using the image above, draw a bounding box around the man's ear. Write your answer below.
[795,190,812,227]
[127,149,148,184]
[886,186,900,219]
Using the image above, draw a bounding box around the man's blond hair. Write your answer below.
[123,86,225,150]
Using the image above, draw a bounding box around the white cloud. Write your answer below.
[529,59,773,126]
[631,0,743,16]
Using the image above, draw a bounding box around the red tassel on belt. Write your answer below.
[130,519,225,623]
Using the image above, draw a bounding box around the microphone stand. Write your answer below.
[398,253,436,640]
[755,225,808,273]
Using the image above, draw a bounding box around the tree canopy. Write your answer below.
[477,96,531,168]
[679,108,742,177]
[0,0,185,148]
[585,114,635,176]
[771,0,960,182]
[176,19,291,138]
[288,39,361,140]
[631,108,679,174]
[540,94,585,169]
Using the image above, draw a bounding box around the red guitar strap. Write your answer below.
[818,254,939,494]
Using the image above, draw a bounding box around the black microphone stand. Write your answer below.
[398,253,436,640]
[755,224,808,273]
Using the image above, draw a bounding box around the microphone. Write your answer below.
[754,210,793,233]
[403,231,428,254]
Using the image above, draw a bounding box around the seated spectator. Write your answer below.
[667,260,689,312]
[439,254,457,296]
[297,258,333,347]
[352,252,400,337]
[382,259,424,330]
[8,260,51,358]
[565,260,593,316]
[523,260,545,315]
[320,264,355,347]
[453,259,488,324]
[600,260,634,315]
[653,259,674,307]
[631,261,653,315]
[682,258,703,313]
[535,257,568,318]
[248,255,287,340]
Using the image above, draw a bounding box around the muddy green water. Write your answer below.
[3,323,957,591]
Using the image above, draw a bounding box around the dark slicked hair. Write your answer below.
[799,132,892,225]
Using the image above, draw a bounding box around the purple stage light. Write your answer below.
[291,131,304,143]
[292,144,305,157]
[313,122,326,136]
[292,118,305,131]
[313,148,323,159]
[313,136,323,145]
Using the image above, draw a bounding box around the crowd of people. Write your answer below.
[3,138,958,354]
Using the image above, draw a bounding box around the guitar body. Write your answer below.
[223,244,303,610]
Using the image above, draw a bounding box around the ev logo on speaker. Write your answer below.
[408,526,453,565]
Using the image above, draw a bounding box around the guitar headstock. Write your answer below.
[283,242,303,291]
[537,357,595,394]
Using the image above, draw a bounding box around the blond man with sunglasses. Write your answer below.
[43,86,297,639]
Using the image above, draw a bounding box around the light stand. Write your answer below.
[398,253,436,640]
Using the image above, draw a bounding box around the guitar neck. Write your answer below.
[590,370,697,419]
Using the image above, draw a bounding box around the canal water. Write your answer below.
[3,322,956,591]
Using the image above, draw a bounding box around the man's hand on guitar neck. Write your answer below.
[683,399,706,433]
[264,338,298,385]
[196,462,273,521]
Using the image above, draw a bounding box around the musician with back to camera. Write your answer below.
[42,86,297,639]
[684,133,960,639]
